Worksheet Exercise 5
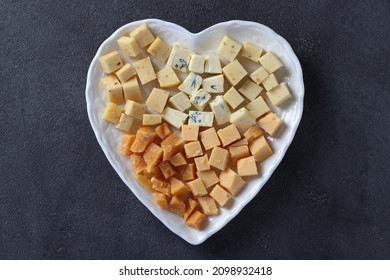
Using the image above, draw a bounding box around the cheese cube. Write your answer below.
[161,133,183,160]
[217,35,242,62]
[155,123,172,140]
[137,174,155,193]
[114,63,136,83]
[147,37,171,63]
[151,177,170,196]
[209,96,231,125]
[229,138,248,147]
[130,154,147,174]
[103,102,123,124]
[228,145,250,160]
[158,161,177,179]
[177,163,196,181]
[239,80,263,101]
[194,154,210,172]
[122,77,142,102]
[142,114,162,126]
[259,52,284,73]
[143,142,163,168]
[209,146,229,171]
[117,36,141,57]
[197,196,218,215]
[249,136,273,162]
[162,107,188,129]
[155,193,169,210]
[189,54,205,73]
[186,210,207,229]
[187,178,207,196]
[168,196,185,217]
[120,133,136,156]
[169,92,191,112]
[184,141,203,158]
[131,128,157,153]
[134,57,156,85]
[167,44,193,72]
[266,82,292,106]
[181,125,199,142]
[262,73,279,91]
[184,198,198,221]
[230,107,256,133]
[250,66,269,84]
[204,55,222,74]
[146,88,169,113]
[98,51,123,73]
[245,96,270,119]
[210,184,232,207]
[103,75,124,104]
[129,24,155,48]
[257,112,283,136]
[219,168,246,196]
[188,111,214,127]
[223,87,244,110]
[217,124,241,147]
[178,72,202,95]
[124,100,146,120]
[169,152,187,167]
[170,177,191,196]
[243,125,263,143]
[202,74,224,93]
[116,113,134,132]
[199,127,221,151]
[241,42,263,61]
[223,59,247,86]
[237,156,258,176]
[190,90,211,111]
[156,66,181,88]
[196,170,219,189]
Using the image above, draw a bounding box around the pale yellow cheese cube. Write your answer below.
[98,51,123,74]
[228,145,250,160]
[266,82,292,106]
[146,88,169,113]
[250,66,269,85]
[147,37,171,63]
[196,170,219,189]
[156,66,181,88]
[194,154,210,172]
[217,35,242,62]
[129,24,155,48]
[167,44,193,73]
[117,36,141,57]
[237,156,258,176]
[184,141,203,159]
[243,125,263,143]
[124,100,146,120]
[249,136,273,162]
[209,146,229,171]
[259,51,284,73]
[217,124,241,147]
[199,127,221,151]
[202,74,224,93]
[204,55,222,74]
[161,107,188,129]
[257,112,283,136]
[169,92,191,112]
[245,96,270,119]
[219,168,246,196]
[239,80,263,101]
[181,125,199,142]
[103,102,123,124]
[187,178,207,196]
[241,42,263,61]
[102,74,124,104]
[178,72,202,95]
[262,73,279,91]
[222,59,247,86]
[230,107,256,133]
[142,114,162,126]
[189,54,205,74]
[197,196,218,215]
[114,63,136,83]
[122,77,142,102]
[134,57,156,85]
[210,184,232,207]
[229,138,249,147]
[116,113,135,132]
[223,87,244,110]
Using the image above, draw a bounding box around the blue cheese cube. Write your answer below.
[190,90,211,111]
[209,96,231,125]
[178,72,202,95]
[204,55,222,74]
[167,44,193,72]
[188,111,214,127]
[202,74,224,93]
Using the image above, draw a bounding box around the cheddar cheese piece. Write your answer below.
[222,59,247,86]
[248,136,273,162]
[197,196,218,216]
[156,66,181,88]
[210,184,232,207]
[134,57,156,85]
[219,168,245,196]
[117,36,141,57]
[209,146,229,171]
[187,178,208,197]
[257,112,283,136]
[146,88,169,114]
[237,156,258,177]
[98,51,123,73]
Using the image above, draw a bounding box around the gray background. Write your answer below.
[1,0,389,259]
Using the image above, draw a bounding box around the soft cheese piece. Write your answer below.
[241,42,263,61]
[217,35,242,62]
[202,74,224,93]
[257,112,283,136]
[147,37,171,63]
[124,100,146,120]
[230,107,256,132]
[178,72,202,95]
[189,54,205,74]
[249,136,273,162]
[167,44,193,72]
[204,55,222,74]
[245,96,270,119]
[161,107,188,129]
[259,51,284,74]
[134,57,156,85]
[184,141,203,158]
[196,170,219,189]
[223,87,244,110]
[103,102,123,124]
[239,80,263,101]
[114,63,136,83]
[117,36,142,57]
[188,111,214,127]
[217,124,241,147]
[102,74,124,104]
[197,196,218,215]
[209,146,229,171]
[146,88,169,113]
[210,184,232,207]
[222,59,247,86]
[122,77,142,102]
[99,51,123,73]
[142,114,162,126]
[169,92,191,112]
[209,96,231,125]
[219,168,246,196]
[187,178,208,196]
[266,82,292,106]
[190,90,211,111]
[237,156,258,176]
[199,127,221,151]
[181,125,199,142]
[194,154,210,172]
[156,66,181,88]
[116,113,135,132]
[129,24,155,48]
[250,66,269,85]
[262,73,279,91]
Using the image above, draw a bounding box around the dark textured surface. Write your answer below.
[1,0,389,259]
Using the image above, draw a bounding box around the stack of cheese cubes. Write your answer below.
[99,24,291,230]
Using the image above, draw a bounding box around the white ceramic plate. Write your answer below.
[86,19,304,245]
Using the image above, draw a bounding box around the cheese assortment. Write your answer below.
[98,24,293,230]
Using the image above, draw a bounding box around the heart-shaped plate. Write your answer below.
[86,19,304,245]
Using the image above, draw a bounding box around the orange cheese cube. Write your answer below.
[196,170,220,189]
[161,133,183,161]
[177,163,196,181]
[136,174,155,193]
[184,141,203,158]
[217,124,241,147]
[257,112,283,136]
[120,134,136,156]
[229,138,249,147]
[194,154,210,172]
[130,128,157,153]
[184,198,199,221]
[187,178,208,197]
[237,156,258,177]
[170,177,191,196]
[210,184,232,207]
[168,152,187,167]
[199,127,221,150]
[181,125,199,142]
[209,147,229,171]
[219,168,246,196]
[158,161,176,179]
[143,142,163,168]
[151,177,170,196]
[197,196,218,215]
[168,196,185,217]
[228,145,250,160]
[155,193,169,210]
[249,136,273,162]
[129,153,147,174]
[186,210,207,230]
[155,123,172,140]
[243,125,263,143]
